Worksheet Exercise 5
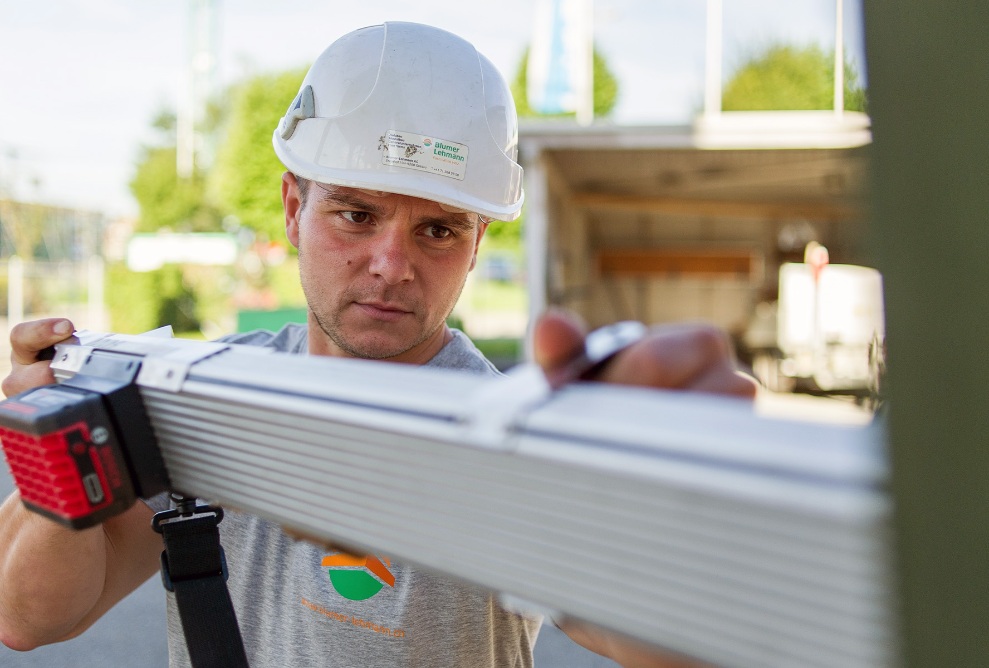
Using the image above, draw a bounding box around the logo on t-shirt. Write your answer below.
[322,553,396,601]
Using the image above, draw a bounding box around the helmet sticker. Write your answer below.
[378,130,468,181]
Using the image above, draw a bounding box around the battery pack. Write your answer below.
[0,385,137,528]
[0,351,168,529]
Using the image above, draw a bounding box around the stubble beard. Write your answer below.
[310,294,431,360]
[300,253,467,361]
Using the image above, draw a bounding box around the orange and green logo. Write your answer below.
[322,553,396,601]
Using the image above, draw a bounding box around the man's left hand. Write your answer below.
[531,309,757,668]
[533,310,756,399]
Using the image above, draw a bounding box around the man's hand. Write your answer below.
[0,318,164,651]
[533,310,756,398]
[2,318,76,398]
[532,310,756,668]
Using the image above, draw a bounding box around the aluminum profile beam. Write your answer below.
[51,333,895,668]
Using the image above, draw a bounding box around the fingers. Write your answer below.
[9,319,74,366]
[282,527,340,551]
[599,323,756,398]
[282,526,353,556]
[686,358,759,398]
[3,319,75,398]
[556,617,712,667]
[531,309,587,372]
[533,311,756,399]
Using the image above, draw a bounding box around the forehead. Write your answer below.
[309,183,482,224]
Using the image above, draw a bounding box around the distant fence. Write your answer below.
[1,256,106,334]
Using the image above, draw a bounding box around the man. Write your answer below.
[0,22,753,667]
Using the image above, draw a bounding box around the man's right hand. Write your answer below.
[0,317,163,652]
[2,318,76,397]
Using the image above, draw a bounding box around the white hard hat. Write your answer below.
[273,22,524,221]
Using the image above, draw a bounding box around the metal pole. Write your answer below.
[7,255,23,326]
[523,151,549,359]
[87,255,105,331]
[177,0,218,177]
[575,0,595,126]
[704,0,723,117]
[834,0,844,115]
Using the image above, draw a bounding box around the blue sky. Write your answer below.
[0,0,865,217]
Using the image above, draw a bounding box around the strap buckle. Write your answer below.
[151,494,225,530]
[152,494,229,592]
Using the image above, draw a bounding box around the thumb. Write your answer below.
[532,310,587,372]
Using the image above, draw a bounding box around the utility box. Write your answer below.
[777,263,885,392]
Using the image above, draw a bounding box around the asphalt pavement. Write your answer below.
[0,466,616,667]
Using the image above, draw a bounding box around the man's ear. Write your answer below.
[469,221,488,271]
[282,172,302,249]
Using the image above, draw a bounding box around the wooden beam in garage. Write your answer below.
[573,192,861,221]
[597,248,758,279]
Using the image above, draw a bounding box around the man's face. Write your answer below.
[282,174,486,363]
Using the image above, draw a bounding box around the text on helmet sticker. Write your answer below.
[378,130,468,181]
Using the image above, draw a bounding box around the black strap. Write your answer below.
[154,499,250,668]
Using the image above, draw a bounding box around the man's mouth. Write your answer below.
[353,301,413,322]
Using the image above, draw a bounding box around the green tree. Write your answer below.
[511,46,620,119]
[129,109,223,233]
[722,43,867,112]
[129,147,220,232]
[209,68,307,242]
[123,108,230,336]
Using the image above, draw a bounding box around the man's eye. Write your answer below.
[341,211,371,224]
[424,225,453,239]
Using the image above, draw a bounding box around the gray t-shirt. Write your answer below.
[151,325,540,667]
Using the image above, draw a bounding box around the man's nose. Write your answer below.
[367,229,415,285]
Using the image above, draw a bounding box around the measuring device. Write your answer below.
[0,322,644,530]
[0,327,894,667]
